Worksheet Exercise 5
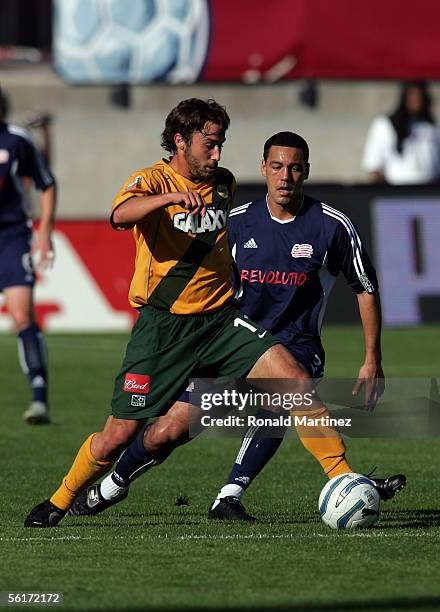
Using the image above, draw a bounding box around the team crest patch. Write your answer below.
[216,184,229,199]
[291,243,313,258]
[126,175,142,190]
[124,373,150,394]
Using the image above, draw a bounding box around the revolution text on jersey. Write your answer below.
[228,195,378,352]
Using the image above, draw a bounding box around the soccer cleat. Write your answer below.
[368,474,407,501]
[23,401,50,425]
[208,496,256,521]
[24,500,65,528]
[68,484,128,516]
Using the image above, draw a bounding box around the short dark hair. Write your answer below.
[161,98,230,154]
[0,86,10,121]
[263,131,309,163]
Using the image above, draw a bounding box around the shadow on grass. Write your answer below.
[63,508,440,530]
[84,597,440,611]
[65,512,321,529]
[379,508,440,529]
[64,516,203,529]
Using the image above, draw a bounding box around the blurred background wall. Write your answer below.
[3,70,430,217]
[1,0,440,329]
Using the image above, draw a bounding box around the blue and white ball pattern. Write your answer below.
[53,0,209,84]
[319,472,380,529]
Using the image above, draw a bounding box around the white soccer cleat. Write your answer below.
[23,401,50,425]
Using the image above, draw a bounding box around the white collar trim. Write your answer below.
[266,194,303,224]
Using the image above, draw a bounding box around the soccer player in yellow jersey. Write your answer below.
[66,132,405,523]
[25,98,323,527]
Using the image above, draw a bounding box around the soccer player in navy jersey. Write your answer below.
[0,86,56,424]
[65,131,405,522]
[209,131,394,517]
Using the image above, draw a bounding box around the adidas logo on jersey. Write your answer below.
[244,238,258,248]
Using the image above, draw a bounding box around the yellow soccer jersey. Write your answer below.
[111,159,236,314]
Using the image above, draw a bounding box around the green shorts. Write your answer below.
[111,303,278,420]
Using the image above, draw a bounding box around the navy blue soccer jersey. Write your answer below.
[0,122,54,226]
[227,195,378,356]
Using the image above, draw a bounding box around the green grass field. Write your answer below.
[1,326,440,611]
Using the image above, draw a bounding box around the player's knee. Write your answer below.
[100,422,138,458]
[166,420,189,446]
[11,311,32,331]
[146,417,188,451]
[99,435,127,459]
[271,352,314,398]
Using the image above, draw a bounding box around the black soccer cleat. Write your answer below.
[24,499,65,528]
[68,484,128,517]
[368,474,407,501]
[208,496,256,521]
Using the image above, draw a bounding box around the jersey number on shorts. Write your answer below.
[233,317,267,339]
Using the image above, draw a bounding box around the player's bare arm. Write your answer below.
[352,291,384,409]
[112,190,207,229]
[32,183,56,270]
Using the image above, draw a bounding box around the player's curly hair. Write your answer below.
[161,98,230,154]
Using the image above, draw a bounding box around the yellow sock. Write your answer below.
[50,434,113,511]
[293,406,353,479]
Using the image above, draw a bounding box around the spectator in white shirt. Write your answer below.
[362,82,440,185]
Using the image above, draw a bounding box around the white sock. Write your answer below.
[210,484,245,510]
[100,473,129,501]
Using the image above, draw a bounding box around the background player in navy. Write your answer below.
[67,132,405,521]
[0,86,56,424]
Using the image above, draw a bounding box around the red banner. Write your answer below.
[203,0,440,81]
[53,0,440,84]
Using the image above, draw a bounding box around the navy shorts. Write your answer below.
[285,341,325,379]
[0,223,35,291]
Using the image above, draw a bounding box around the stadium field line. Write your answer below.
[2,530,439,543]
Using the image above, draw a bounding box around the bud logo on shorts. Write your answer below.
[124,373,150,394]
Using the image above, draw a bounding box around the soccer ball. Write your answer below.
[318,472,380,529]
[53,0,210,84]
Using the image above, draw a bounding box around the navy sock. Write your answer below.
[17,323,48,404]
[226,412,286,489]
[111,424,159,488]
